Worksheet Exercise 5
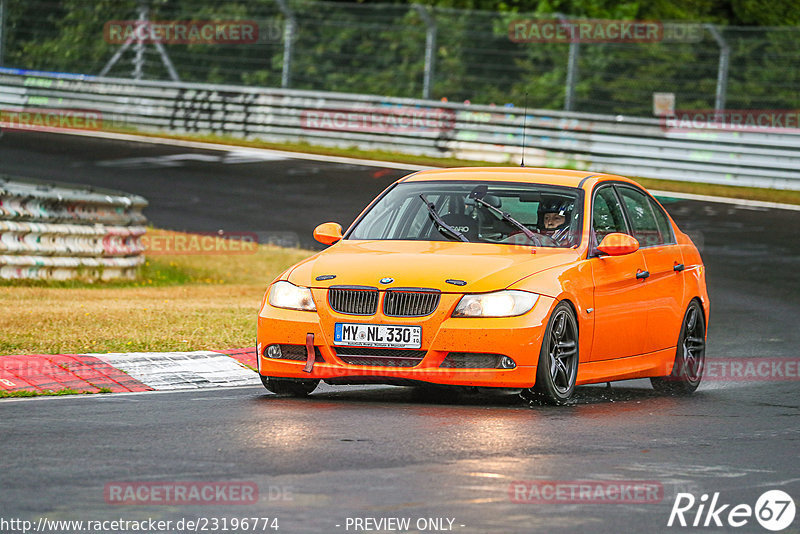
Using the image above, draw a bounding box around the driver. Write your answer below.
[543,210,566,231]
[538,200,572,244]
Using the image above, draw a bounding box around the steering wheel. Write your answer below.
[501,228,559,247]
[534,232,559,247]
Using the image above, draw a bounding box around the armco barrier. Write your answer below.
[1,69,799,190]
[0,175,147,280]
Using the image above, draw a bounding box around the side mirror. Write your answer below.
[313,222,343,245]
[596,233,639,256]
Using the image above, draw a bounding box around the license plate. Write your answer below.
[334,323,422,349]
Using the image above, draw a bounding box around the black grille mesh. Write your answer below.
[383,290,440,317]
[277,344,325,362]
[335,347,426,367]
[439,352,502,368]
[328,287,379,315]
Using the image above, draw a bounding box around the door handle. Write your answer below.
[636,270,650,280]
[673,263,685,272]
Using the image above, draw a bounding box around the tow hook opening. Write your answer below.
[303,333,315,373]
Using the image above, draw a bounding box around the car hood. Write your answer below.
[287,240,580,293]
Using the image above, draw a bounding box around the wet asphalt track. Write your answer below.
[1,131,798,533]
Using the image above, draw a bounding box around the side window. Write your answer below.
[651,199,676,245]
[617,186,664,247]
[592,186,627,242]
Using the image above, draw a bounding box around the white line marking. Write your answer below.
[50,128,430,171]
[30,129,800,210]
[0,384,263,403]
[95,351,260,390]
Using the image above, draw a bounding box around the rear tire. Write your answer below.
[260,375,319,397]
[521,302,579,406]
[651,300,706,395]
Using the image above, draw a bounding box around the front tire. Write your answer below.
[651,300,706,395]
[260,375,319,397]
[522,302,579,405]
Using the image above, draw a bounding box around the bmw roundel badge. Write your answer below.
[379,277,394,284]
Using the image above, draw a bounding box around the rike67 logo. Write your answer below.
[668,490,795,531]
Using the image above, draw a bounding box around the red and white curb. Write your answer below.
[0,348,258,395]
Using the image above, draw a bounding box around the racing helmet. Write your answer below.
[537,197,572,232]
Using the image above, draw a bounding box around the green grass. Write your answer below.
[0,260,193,289]
[634,176,800,206]
[0,229,315,355]
[0,228,309,289]
[0,387,113,398]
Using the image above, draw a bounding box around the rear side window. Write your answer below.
[651,199,675,245]
[592,186,628,242]
[617,186,674,246]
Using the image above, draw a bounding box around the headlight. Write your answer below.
[452,290,538,318]
[268,281,316,311]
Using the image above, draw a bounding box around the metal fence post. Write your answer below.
[414,5,437,100]
[0,0,7,67]
[100,0,178,81]
[275,0,295,89]
[132,0,147,80]
[705,24,729,112]
[557,14,579,112]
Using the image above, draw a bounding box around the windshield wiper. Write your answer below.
[418,194,469,242]
[469,188,541,246]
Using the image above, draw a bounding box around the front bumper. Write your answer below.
[256,291,555,388]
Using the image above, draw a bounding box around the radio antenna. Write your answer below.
[520,92,528,167]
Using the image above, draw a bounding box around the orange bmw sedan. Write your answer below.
[256,168,709,404]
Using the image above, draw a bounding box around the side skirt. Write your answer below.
[576,347,675,386]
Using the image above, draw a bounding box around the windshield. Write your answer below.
[348,181,583,248]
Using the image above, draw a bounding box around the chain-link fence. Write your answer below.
[1,0,798,116]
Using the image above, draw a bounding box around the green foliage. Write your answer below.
[730,0,800,26]
[2,0,798,114]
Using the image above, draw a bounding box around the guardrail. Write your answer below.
[0,175,147,280]
[1,69,799,190]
